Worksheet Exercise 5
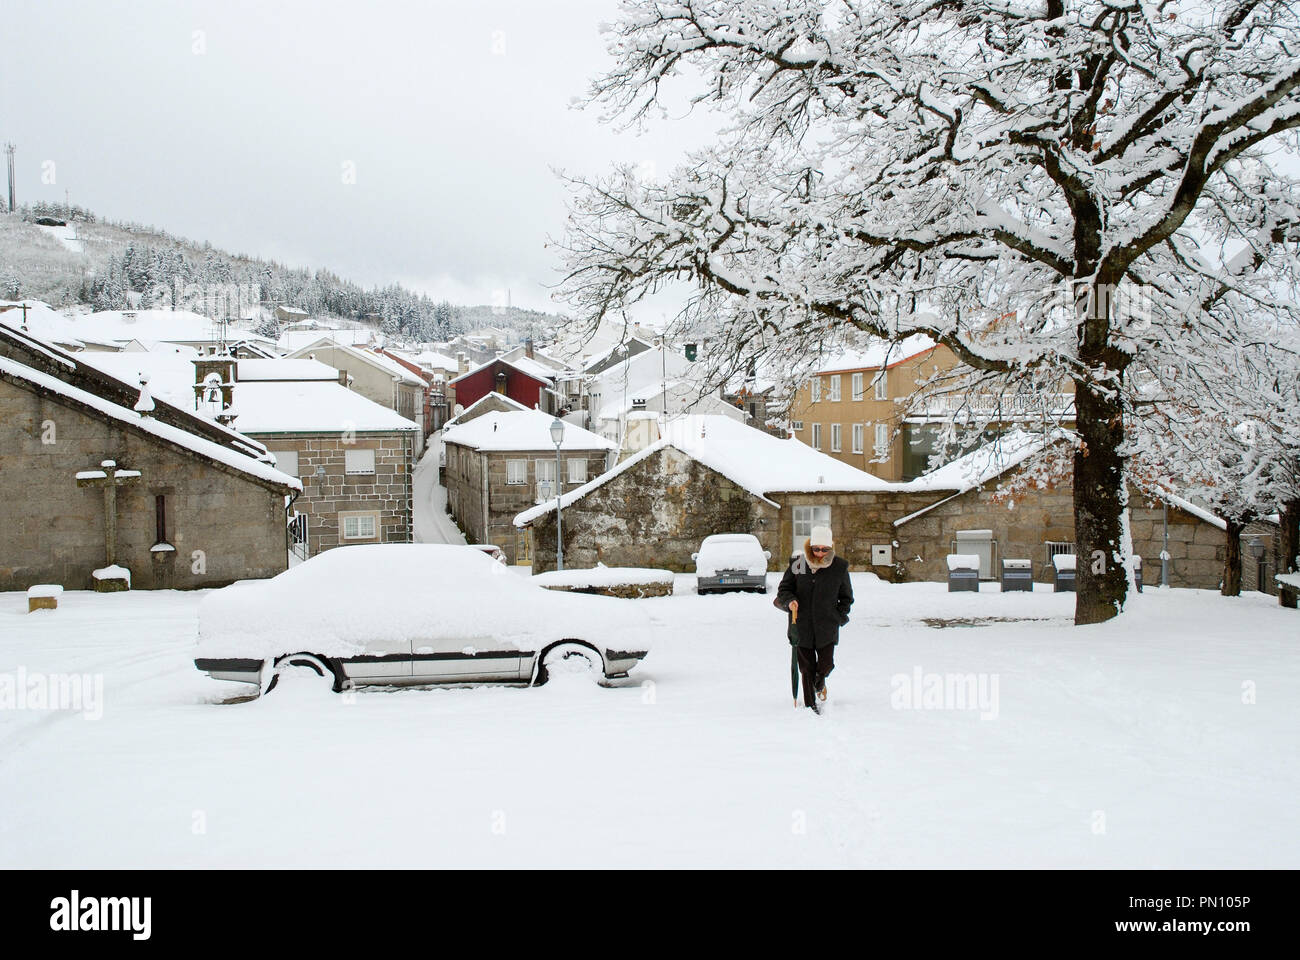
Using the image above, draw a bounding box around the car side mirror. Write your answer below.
[691,553,699,561]
[763,550,771,559]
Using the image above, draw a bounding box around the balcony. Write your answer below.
[907,392,1075,422]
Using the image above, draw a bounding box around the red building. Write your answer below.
[449,357,555,414]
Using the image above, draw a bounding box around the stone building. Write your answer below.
[787,335,1075,481]
[517,417,1230,590]
[74,346,421,562]
[515,415,909,574]
[286,337,426,447]
[0,325,299,592]
[443,408,616,563]
[226,360,421,558]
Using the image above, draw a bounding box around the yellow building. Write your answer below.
[788,336,1074,482]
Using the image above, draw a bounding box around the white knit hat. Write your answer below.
[809,525,834,548]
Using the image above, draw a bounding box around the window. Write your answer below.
[875,423,891,460]
[506,459,527,485]
[811,423,822,450]
[340,513,378,541]
[536,458,557,500]
[345,449,376,475]
[852,424,864,454]
[874,371,888,401]
[830,423,842,452]
[829,375,841,402]
[154,494,167,544]
[274,451,299,477]
[791,420,804,432]
[567,458,588,484]
[811,378,821,403]
[851,373,864,401]
[793,505,831,556]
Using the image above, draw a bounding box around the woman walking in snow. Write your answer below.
[775,525,853,713]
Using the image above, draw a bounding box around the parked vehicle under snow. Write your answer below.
[195,544,653,694]
[693,534,770,595]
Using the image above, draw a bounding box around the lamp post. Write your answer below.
[550,416,565,572]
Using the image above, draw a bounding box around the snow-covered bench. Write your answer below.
[533,565,674,599]
[27,584,62,612]
[946,554,980,593]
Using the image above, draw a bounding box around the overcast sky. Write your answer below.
[2,0,719,314]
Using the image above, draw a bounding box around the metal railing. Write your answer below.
[914,393,1075,419]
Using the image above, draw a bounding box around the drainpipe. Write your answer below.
[481,451,490,546]
[1161,501,1170,587]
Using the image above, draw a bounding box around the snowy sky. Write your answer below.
[2,0,720,313]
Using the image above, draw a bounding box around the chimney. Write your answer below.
[525,337,534,359]
[457,352,468,375]
[338,369,348,386]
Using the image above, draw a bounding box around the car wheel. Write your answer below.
[264,653,340,695]
[532,642,603,687]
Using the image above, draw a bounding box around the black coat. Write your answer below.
[775,551,853,649]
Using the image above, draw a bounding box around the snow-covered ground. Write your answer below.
[35,222,84,253]
[412,433,465,546]
[0,576,1295,868]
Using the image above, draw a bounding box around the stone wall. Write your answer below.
[527,446,780,573]
[895,482,1225,589]
[774,490,949,576]
[0,378,288,591]
[253,431,413,556]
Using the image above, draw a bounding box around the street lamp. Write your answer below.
[549,416,565,572]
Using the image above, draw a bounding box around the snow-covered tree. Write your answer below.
[557,0,1300,623]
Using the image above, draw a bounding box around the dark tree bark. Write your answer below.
[1280,498,1299,609]
[1222,518,1245,597]
[1074,382,1129,622]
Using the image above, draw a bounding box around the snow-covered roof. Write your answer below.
[237,359,339,382]
[1159,492,1227,531]
[0,354,300,491]
[508,355,560,381]
[900,429,1049,493]
[0,300,120,349]
[449,355,556,387]
[892,430,1054,526]
[443,408,616,453]
[278,328,376,352]
[815,334,938,374]
[232,380,421,434]
[444,391,532,427]
[76,350,202,411]
[75,309,259,345]
[515,414,890,526]
[411,350,459,371]
[287,339,424,386]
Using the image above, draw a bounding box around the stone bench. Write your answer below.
[27,584,63,612]
[533,566,674,599]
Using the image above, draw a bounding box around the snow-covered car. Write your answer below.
[195,544,654,694]
[470,544,506,563]
[693,533,771,594]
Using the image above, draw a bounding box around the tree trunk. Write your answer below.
[1073,383,1128,624]
[1280,498,1299,609]
[1222,518,1244,597]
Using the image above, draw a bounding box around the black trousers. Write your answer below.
[796,644,835,707]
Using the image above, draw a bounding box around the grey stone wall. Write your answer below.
[253,431,414,556]
[774,490,948,576]
[896,483,1225,589]
[527,446,780,573]
[0,378,288,591]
